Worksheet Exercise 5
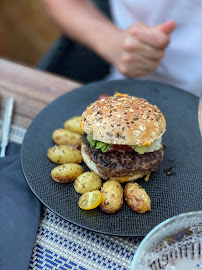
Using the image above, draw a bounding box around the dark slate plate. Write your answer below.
[21,79,202,236]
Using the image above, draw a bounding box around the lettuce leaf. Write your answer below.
[87,135,112,153]
[132,145,148,154]
[86,135,161,154]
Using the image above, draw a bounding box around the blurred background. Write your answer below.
[0,0,60,66]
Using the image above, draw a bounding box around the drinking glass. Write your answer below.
[131,211,202,270]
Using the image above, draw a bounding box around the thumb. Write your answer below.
[156,20,176,34]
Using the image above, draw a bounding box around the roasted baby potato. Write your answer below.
[47,145,83,164]
[124,183,151,214]
[52,129,82,146]
[100,180,123,214]
[74,172,102,194]
[64,116,83,135]
[51,163,84,183]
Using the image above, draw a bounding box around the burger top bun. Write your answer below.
[81,94,166,146]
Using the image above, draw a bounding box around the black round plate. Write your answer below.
[21,79,202,236]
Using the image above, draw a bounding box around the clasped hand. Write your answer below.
[109,20,176,77]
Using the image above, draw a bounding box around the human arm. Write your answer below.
[42,0,176,77]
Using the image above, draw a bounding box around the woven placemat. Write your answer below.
[29,207,141,270]
[0,121,26,144]
[3,123,141,270]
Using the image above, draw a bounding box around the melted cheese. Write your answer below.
[143,141,151,146]
[110,171,142,183]
[115,92,129,97]
[80,120,84,131]
[144,172,151,182]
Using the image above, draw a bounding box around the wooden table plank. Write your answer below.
[0,59,82,129]
[0,85,47,118]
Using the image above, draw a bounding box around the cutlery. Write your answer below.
[0,97,14,157]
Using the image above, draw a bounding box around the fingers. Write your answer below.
[118,50,162,77]
[112,21,177,78]
[156,20,176,34]
[118,60,160,77]
[127,22,173,49]
[123,36,164,59]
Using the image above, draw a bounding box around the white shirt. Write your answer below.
[109,0,202,96]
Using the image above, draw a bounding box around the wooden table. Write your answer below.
[0,58,82,129]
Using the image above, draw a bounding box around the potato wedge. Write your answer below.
[100,180,123,214]
[74,172,102,194]
[47,145,83,164]
[51,163,84,183]
[64,116,83,135]
[52,129,82,146]
[124,183,151,214]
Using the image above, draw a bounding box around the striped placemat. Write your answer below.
[0,121,26,144]
[29,208,142,270]
[1,122,142,270]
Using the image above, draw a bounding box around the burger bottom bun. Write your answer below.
[81,144,147,183]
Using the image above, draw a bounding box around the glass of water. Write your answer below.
[130,211,202,270]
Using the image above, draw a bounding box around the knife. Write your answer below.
[0,97,14,157]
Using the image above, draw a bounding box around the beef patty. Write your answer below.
[82,134,165,178]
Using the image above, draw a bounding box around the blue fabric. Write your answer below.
[0,142,41,270]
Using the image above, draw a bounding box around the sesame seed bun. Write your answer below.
[81,95,166,146]
[81,143,147,182]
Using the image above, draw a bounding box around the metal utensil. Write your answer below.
[0,97,14,157]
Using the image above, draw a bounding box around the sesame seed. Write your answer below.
[133,130,140,137]
[142,114,148,120]
[134,139,140,144]
[99,131,104,137]
[106,132,113,137]
[139,123,145,131]
[95,115,101,120]
[133,115,139,121]
[151,132,156,138]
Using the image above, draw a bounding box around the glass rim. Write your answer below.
[131,210,202,270]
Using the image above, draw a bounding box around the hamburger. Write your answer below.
[80,93,166,183]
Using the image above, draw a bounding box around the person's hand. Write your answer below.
[108,20,176,77]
